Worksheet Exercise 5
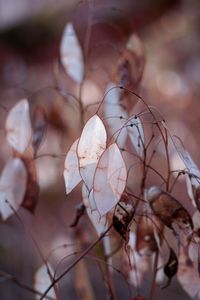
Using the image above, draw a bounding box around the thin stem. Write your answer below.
[150,251,159,300]
[5,200,60,300]
[0,270,54,300]
[40,224,113,300]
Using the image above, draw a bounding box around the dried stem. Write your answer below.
[149,251,159,300]
[40,224,113,300]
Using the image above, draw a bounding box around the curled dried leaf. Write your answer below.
[113,193,135,240]
[147,187,193,233]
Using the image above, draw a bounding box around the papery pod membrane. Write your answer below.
[93,143,127,216]
[0,158,27,220]
[147,186,193,234]
[113,192,135,241]
[79,79,102,107]
[112,34,144,112]
[34,263,56,300]
[135,209,159,256]
[127,115,144,158]
[128,232,151,287]
[60,22,84,83]
[64,138,82,195]
[188,180,200,212]
[104,83,128,148]
[82,184,112,265]
[77,115,107,191]
[114,34,144,88]
[174,140,200,210]
[82,184,107,236]
[177,240,200,299]
[6,99,32,154]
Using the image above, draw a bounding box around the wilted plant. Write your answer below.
[1,5,200,300]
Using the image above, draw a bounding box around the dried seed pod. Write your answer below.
[114,34,144,88]
[178,240,200,298]
[147,187,193,233]
[113,193,135,241]
[22,157,39,213]
[163,248,178,288]
[112,34,145,112]
[135,213,159,256]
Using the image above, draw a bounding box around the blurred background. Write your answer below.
[0,0,200,299]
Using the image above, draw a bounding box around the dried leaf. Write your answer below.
[64,138,82,194]
[163,248,178,287]
[32,106,47,156]
[113,193,135,240]
[34,264,56,300]
[77,115,107,190]
[147,187,193,233]
[60,22,84,83]
[6,99,32,153]
[93,143,127,216]
[0,158,27,220]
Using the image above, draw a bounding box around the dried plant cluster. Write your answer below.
[1,13,200,300]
